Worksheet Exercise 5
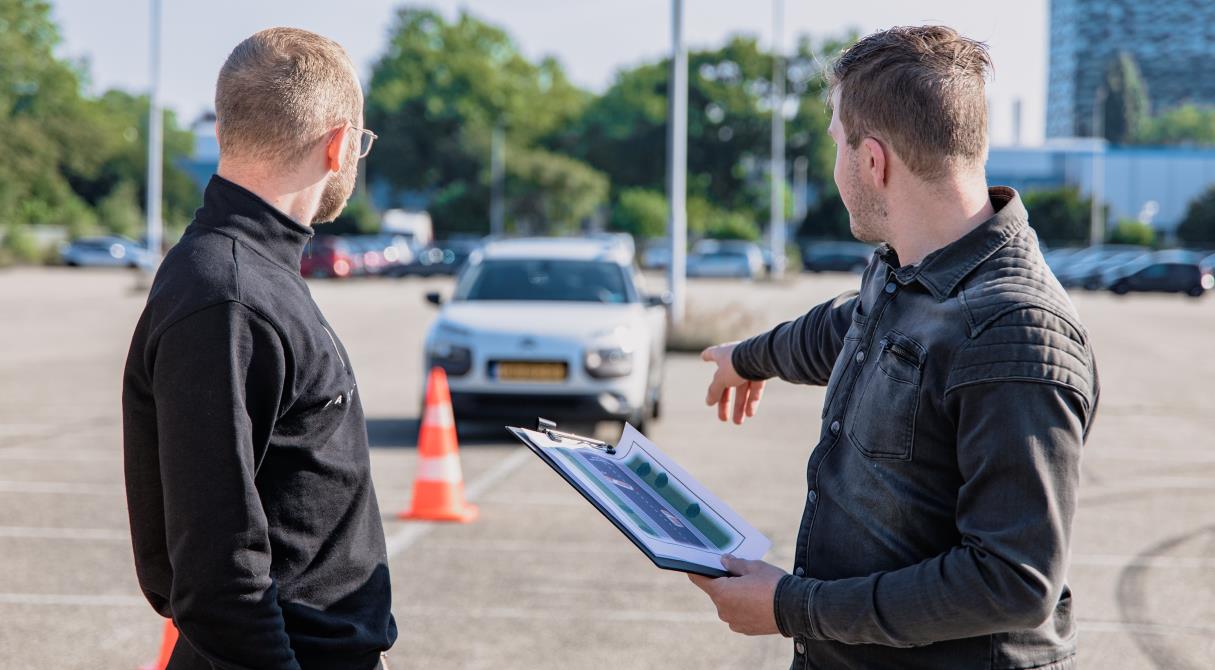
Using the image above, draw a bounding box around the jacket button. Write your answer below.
[795,641,806,655]
[855,350,865,364]
[794,566,805,576]
[829,420,840,435]
[885,281,897,294]
[807,490,818,505]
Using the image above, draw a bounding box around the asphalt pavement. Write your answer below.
[0,266,1212,669]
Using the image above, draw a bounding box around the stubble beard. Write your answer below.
[312,142,359,225]
[845,155,889,244]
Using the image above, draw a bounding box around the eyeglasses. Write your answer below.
[348,122,378,159]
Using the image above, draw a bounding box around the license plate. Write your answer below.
[495,361,568,382]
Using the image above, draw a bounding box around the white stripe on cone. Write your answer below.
[422,402,454,428]
[415,454,463,483]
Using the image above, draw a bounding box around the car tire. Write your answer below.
[1187,286,1205,298]
[1111,282,1130,295]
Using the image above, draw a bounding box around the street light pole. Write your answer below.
[490,121,505,237]
[666,0,688,325]
[145,0,164,272]
[1090,86,1106,248]
[769,0,787,279]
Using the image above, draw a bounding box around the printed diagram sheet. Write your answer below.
[509,423,770,576]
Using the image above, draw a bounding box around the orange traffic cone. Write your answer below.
[399,367,478,523]
[137,619,177,670]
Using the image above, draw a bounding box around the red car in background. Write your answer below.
[300,235,355,278]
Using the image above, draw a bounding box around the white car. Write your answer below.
[60,236,151,269]
[686,239,764,279]
[423,237,669,430]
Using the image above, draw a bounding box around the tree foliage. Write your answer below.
[1177,184,1215,246]
[1135,105,1215,146]
[1100,52,1149,145]
[0,0,198,251]
[365,8,601,234]
[1023,187,1095,246]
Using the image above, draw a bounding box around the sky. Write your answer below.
[51,0,1048,146]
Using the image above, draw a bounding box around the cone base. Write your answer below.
[399,503,479,524]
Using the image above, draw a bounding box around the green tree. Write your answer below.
[1100,52,1149,144]
[559,33,851,217]
[96,181,143,239]
[610,188,667,240]
[1177,184,1215,246]
[1108,219,1155,246]
[0,0,198,254]
[365,8,598,234]
[797,189,853,241]
[1023,187,1095,246]
[1135,105,1215,146]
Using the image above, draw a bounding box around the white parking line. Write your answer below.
[1079,619,1215,638]
[0,593,146,607]
[393,604,717,624]
[0,526,129,542]
[0,480,123,495]
[385,447,532,558]
[0,448,117,461]
[1071,553,1215,570]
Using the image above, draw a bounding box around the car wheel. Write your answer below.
[1111,282,1129,295]
[1187,286,1205,298]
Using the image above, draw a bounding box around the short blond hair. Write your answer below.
[215,27,363,163]
[828,26,992,181]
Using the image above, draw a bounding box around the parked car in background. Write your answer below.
[801,241,875,273]
[1106,254,1213,297]
[60,236,150,269]
[300,235,355,279]
[640,239,671,270]
[391,238,481,277]
[1043,247,1083,279]
[423,237,669,429]
[1053,245,1149,289]
[686,239,764,279]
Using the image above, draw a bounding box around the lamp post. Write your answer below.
[666,0,688,325]
[145,0,164,272]
[768,0,787,279]
[1090,86,1107,248]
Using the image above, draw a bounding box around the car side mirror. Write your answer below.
[425,291,443,306]
[646,292,674,307]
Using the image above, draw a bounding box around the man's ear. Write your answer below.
[861,137,888,190]
[325,125,349,174]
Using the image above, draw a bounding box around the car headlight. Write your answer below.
[428,342,473,376]
[585,346,634,378]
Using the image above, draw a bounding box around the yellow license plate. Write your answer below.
[496,361,568,382]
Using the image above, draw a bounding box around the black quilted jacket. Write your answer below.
[733,186,1098,670]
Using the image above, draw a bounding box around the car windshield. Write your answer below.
[455,259,633,303]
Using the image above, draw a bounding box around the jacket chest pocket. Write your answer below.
[845,330,925,460]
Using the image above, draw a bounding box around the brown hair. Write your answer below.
[215,28,362,164]
[827,26,992,181]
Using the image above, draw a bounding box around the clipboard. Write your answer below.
[508,418,771,578]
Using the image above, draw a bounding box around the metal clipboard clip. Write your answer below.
[537,417,616,454]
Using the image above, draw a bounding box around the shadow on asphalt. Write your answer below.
[366,416,617,448]
[366,417,528,448]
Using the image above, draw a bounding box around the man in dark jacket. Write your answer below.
[691,27,1098,669]
[122,28,395,669]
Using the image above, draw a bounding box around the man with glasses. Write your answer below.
[122,28,395,669]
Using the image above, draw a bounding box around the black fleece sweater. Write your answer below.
[122,176,396,670]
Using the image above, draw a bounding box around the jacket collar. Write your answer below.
[878,186,1028,301]
[193,175,314,271]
